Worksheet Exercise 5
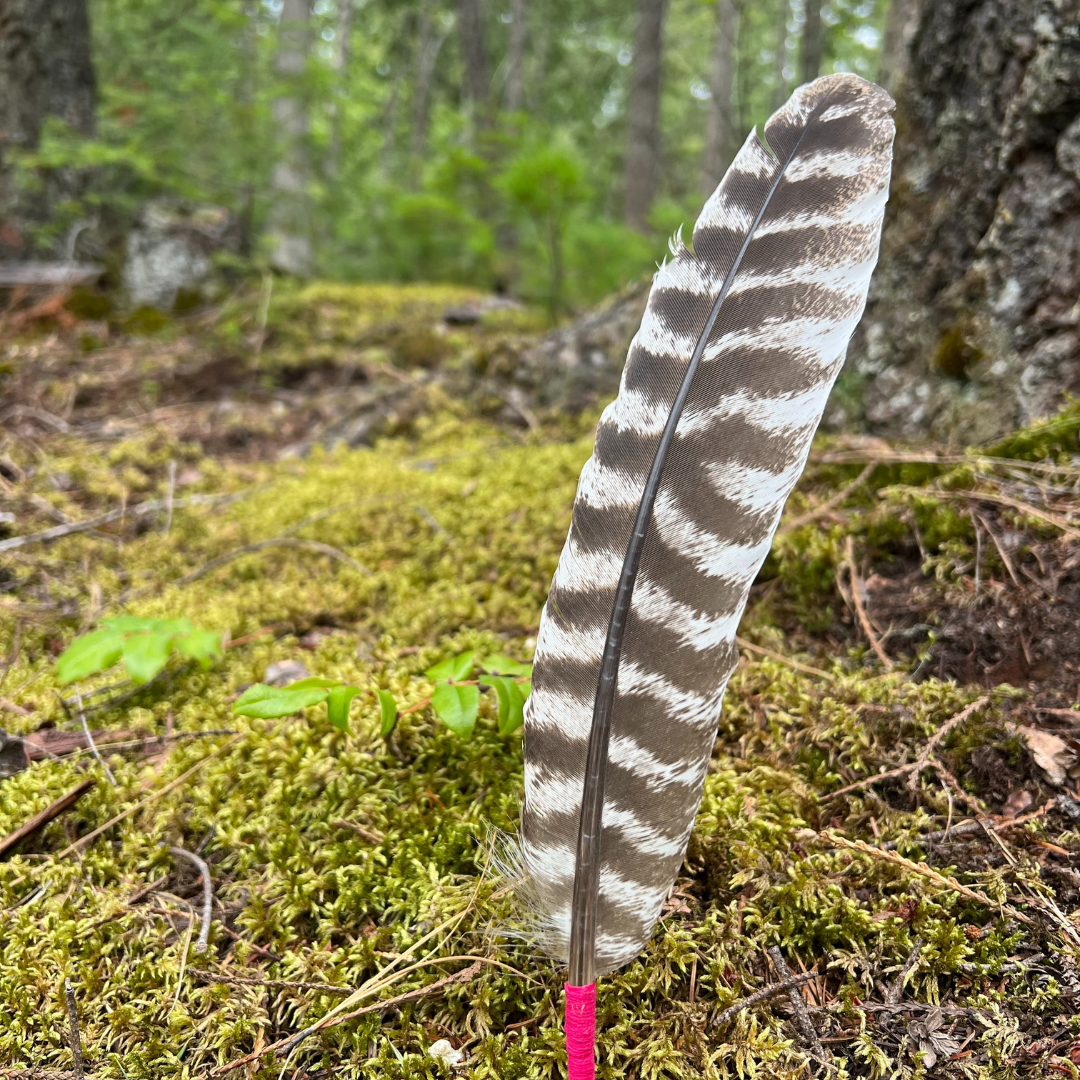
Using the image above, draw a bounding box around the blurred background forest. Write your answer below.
[0,0,907,316]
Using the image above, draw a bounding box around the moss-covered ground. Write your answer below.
[1,284,1079,1078]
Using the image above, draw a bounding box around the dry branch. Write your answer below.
[168,847,213,953]
[821,830,1035,926]
[0,779,96,859]
[767,947,827,1063]
[712,970,818,1029]
[842,535,893,670]
[828,696,990,798]
[45,737,240,864]
[0,491,250,552]
[176,536,371,585]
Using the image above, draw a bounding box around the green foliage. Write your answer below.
[17,0,886,304]
[56,616,223,686]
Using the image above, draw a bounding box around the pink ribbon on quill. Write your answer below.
[565,983,596,1080]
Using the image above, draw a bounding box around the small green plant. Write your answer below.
[231,650,531,739]
[56,616,224,686]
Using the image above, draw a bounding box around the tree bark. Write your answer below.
[847,0,1080,440]
[267,0,313,276]
[877,0,923,95]
[504,0,528,113]
[0,0,96,255]
[457,0,491,119]
[410,1,449,184]
[769,0,791,111]
[799,0,823,85]
[326,0,354,179]
[624,0,669,233]
[702,0,737,195]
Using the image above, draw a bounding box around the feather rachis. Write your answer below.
[520,73,894,979]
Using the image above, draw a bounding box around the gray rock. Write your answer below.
[123,200,239,310]
[263,659,311,687]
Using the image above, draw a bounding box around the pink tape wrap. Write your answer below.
[565,982,597,1080]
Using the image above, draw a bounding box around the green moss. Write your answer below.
[932,319,983,379]
[1,288,1076,1078]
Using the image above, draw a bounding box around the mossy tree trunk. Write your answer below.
[847,0,1080,442]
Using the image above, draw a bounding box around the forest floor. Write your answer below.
[1,282,1080,1079]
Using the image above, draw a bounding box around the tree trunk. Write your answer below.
[624,0,668,233]
[0,0,96,255]
[504,0,528,113]
[457,0,490,120]
[267,0,313,276]
[702,0,737,195]
[326,0,354,179]
[847,0,1080,441]
[878,0,923,95]
[410,1,449,185]
[799,0,823,85]
[769,0,791,112]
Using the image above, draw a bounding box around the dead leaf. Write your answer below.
[1017,725,1075,787]
[1002,789,1034,819]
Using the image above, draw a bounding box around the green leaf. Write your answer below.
[287,677,343,690]
[376,689,398,737]
[173,628,224,668]
[326,684,361,732]
[121,630,174,683]
[481,675,526,734]
[233,683,331,719]
[431,683,480,738]
[56,628,125,685]
[479,654,532,678]
[425,649,476,683]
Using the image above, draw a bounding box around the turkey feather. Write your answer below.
[519,73,895,987]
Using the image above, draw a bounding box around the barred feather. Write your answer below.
[520,74,895,978]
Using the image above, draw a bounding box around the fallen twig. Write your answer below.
[829,696,990,798]
[74,688,115,786]
[192,970,354,995]
[735,636,835,681]
[0,779,96,860]
[712,971,818,1029]
[886,937,923,1005]
[821,830,1035,926]
[331,819,385,844]
[0,491,250,552]
[212,960,485,1074]
[767,947,827,1063]
[777,463,876,535]
[176,536,371,586]
[63,979,84,1079]
[45,736,240,864]
[168,847,213,953]
[882,800,1053,850]
[842,535,893,670]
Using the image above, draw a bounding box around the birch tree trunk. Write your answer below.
[326,0,354,179]
[624,0,668,233]
[769,0,791,112]
[0,0,96,256]
[847,0,1080,440]
[702,0,737,195]
[457,0,491,124]
[266,0,313,276]
[799,0,823,84]
[504,0,528,113]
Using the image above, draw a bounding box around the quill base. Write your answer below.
[565,982,596,1080]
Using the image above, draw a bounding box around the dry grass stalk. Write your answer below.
[842,536,894,669]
